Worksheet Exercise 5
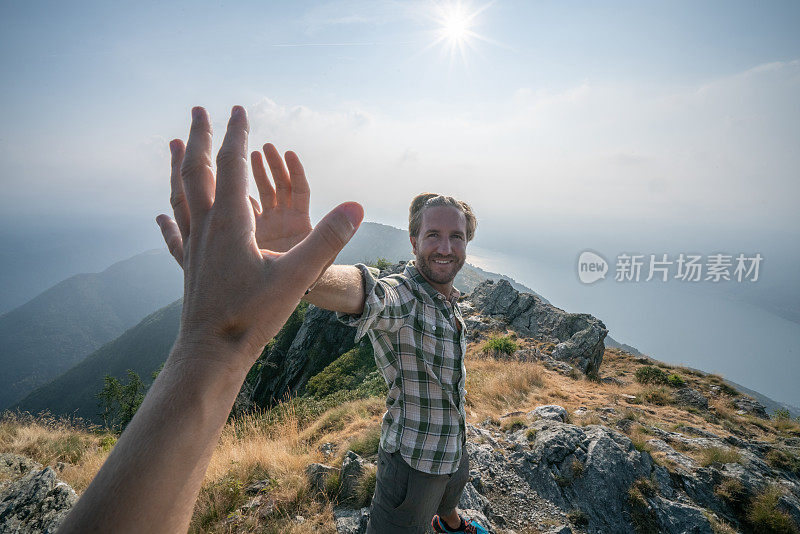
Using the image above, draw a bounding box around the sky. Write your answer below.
[1,1,799,400]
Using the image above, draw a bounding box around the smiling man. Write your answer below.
[304,193,485,534]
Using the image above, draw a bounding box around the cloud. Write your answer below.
[239,59,799,231]
[2,59,797,236]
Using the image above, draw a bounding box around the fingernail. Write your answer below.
[340,202,363,233]
[232,105,245,119]
[192,106,202,120]
[169,139,178,152]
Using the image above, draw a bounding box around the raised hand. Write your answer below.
[248,144,313,252]
[156,106,363,362]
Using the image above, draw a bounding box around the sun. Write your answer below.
[426,1,494,65]
[440,5,472,44]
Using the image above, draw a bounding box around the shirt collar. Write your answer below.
[404,260,461,304]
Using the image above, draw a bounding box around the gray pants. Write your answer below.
[365,446,470,534]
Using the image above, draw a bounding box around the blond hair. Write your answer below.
[408,193,477,242]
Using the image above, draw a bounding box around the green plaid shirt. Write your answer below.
[336,260,467,475]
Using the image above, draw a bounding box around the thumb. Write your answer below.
[280,202,363,287]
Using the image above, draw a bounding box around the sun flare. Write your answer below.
[427,1,493,65]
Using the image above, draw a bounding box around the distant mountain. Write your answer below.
[15,300,182,421]
[10,224,544,421]
[0,249,182,409]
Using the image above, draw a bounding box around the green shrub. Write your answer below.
[349,426,381,457]
[526,428,537,442]
[747,486,799,534]
[666,374,686,388]
[481,335,519,357]
[98,434,117,452]
[306,343,377,398]
[635,366,668,385]
[774,408,792,420]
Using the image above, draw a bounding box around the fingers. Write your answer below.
[156,214,184,268]
[281,202,363,288]
[181,107,215,219]
[249,195,262,216]
[169,140,190,241]
[250,150,276,210]
[214,106,251,220]
[264,143,292,208]
[285,151,310,214]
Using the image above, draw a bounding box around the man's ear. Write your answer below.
[410,235,417,255]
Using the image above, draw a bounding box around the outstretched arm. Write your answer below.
[57,106,363,534]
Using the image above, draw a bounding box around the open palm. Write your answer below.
[249,143,313,252]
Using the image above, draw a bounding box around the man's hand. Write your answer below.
[249,143,313,252]
[161,140,314,267]
[156,106,363,364]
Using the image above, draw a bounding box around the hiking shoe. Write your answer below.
[431,514,488,534]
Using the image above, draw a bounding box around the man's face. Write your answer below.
[410,205,468,288]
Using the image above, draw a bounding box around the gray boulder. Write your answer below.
[306,463,338,495]
[0,466,77,533]
[673,388,709,410]
[339,451,367,504]
[334,507,370,534]
[734,396,769,419]
[528,405,568,423]
[467,279,607,375]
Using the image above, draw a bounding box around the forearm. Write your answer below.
[302,264,365,314]
[58,338,251,534]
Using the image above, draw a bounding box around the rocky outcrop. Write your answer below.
[464,279,608,375]
[0,455,77,533]
[673,388,709,410]
[733,396,769,419]
[251,304,357,406]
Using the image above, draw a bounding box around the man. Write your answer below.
[302,193,484,534]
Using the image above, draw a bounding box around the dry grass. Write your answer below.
[0,411,112,491]
[464,352,547,420]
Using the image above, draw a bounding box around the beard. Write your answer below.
[416,253,465,285]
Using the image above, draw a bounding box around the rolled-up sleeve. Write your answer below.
[336,263,414,341]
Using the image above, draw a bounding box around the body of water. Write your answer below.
[467,245,800,408]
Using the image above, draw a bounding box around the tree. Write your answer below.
[96,369,149,431]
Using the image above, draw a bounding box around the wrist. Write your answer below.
[169,332,259,380]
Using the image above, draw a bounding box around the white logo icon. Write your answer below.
[578,251,608,284]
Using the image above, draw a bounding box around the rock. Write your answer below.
[251,305,358,406]
[333,507,369,534]
[339,451,366,504]
[459,482,491,515]
[306,463,337,495]
[320,442,335,457]
[246,477,274,495]
[528,405,568,423]
[0,466,77,533]
[541,358,575,376]
[467,279,607,375]
[572,407,589,417]
[673,388,709,410]
[0,453,42,482]
[545,526,572,534]
[733,396,769,419]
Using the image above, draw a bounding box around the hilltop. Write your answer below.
[2,267,799,533]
